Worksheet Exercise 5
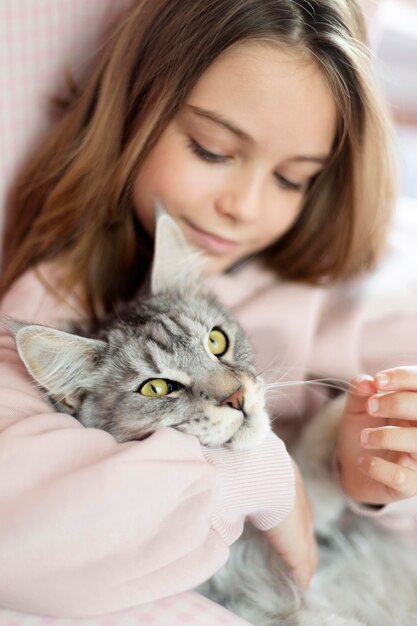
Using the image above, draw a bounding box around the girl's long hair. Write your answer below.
[0,0,396,320]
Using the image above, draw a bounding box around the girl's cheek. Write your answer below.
[135,133,228,214]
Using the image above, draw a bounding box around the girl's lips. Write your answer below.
[183,219,240,255]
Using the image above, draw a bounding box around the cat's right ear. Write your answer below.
[151,204,207,295]
[13,323,108,408]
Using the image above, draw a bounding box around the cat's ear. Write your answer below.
[151,203,206,295]
[13,322,108,409]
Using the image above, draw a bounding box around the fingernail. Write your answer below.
[361,430,370,445]
[376,372,390,388]
[369,398,379,414]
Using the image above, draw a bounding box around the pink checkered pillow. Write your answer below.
[0,0,133,234]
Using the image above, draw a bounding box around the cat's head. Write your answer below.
[10,212,269,449]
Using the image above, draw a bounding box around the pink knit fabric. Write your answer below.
[0,264,295,621]
[0,592,253,626]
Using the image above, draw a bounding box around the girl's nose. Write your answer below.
[215,174,264,223]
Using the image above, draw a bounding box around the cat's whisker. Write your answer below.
[263,378,368,397]
[263,378,373,422]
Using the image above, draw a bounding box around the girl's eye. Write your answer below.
[139,379,180,397]
[189,138,304,192]
[188,138,228,163]
[208,327,229,357]
[274,172,304,193]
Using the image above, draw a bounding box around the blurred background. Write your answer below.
[363,0,417,199]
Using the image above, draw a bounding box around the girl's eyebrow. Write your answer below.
[186,104,328,164]
[187,104,252,142]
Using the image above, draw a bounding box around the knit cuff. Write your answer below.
[202,431,295,544]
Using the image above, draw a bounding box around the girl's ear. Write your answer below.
[14,324,108,408]
[151,204,206,295]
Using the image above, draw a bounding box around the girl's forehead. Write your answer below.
[186,40,338,162]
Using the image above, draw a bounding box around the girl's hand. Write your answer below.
[337,368,417,504]
[264,461,318,588]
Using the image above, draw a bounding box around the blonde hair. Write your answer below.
[1,0,396,319]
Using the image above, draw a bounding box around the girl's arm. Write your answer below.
[0,265,297,617]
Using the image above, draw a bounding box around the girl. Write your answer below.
[1,0,416,618]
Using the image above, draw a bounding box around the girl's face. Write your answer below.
[133,42,337,274]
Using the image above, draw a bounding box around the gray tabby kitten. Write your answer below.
[10,213,270,450]
[8,213,417,626]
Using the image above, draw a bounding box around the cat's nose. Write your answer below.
[221,386,244,411]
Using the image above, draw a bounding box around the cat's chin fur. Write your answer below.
[229,375,270,450]
[200,395,417,626]
[229,408,270,450]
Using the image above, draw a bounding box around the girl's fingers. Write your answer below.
[291,543,318,589]
[367,391,417,421]
[356,454,417,500]
[375,366,417,392]
[361,426,417,454]
[345,375,377,414]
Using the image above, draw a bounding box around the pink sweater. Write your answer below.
[1,199,417,616]
[0,264,295,617]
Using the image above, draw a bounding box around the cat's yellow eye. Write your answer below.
[140,379,170,397]
[208,327,229,357]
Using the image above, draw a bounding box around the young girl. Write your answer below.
[1,0,417,618]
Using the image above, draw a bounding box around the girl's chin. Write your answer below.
[203,252,253,275]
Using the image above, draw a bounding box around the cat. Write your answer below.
[7,212,417,626]
[8,212,270,450]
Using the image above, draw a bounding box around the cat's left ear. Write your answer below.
[12,322,108,409]
[151,203,206,295]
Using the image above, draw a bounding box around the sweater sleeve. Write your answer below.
[0,265,295,618]
[202,432,295,542]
